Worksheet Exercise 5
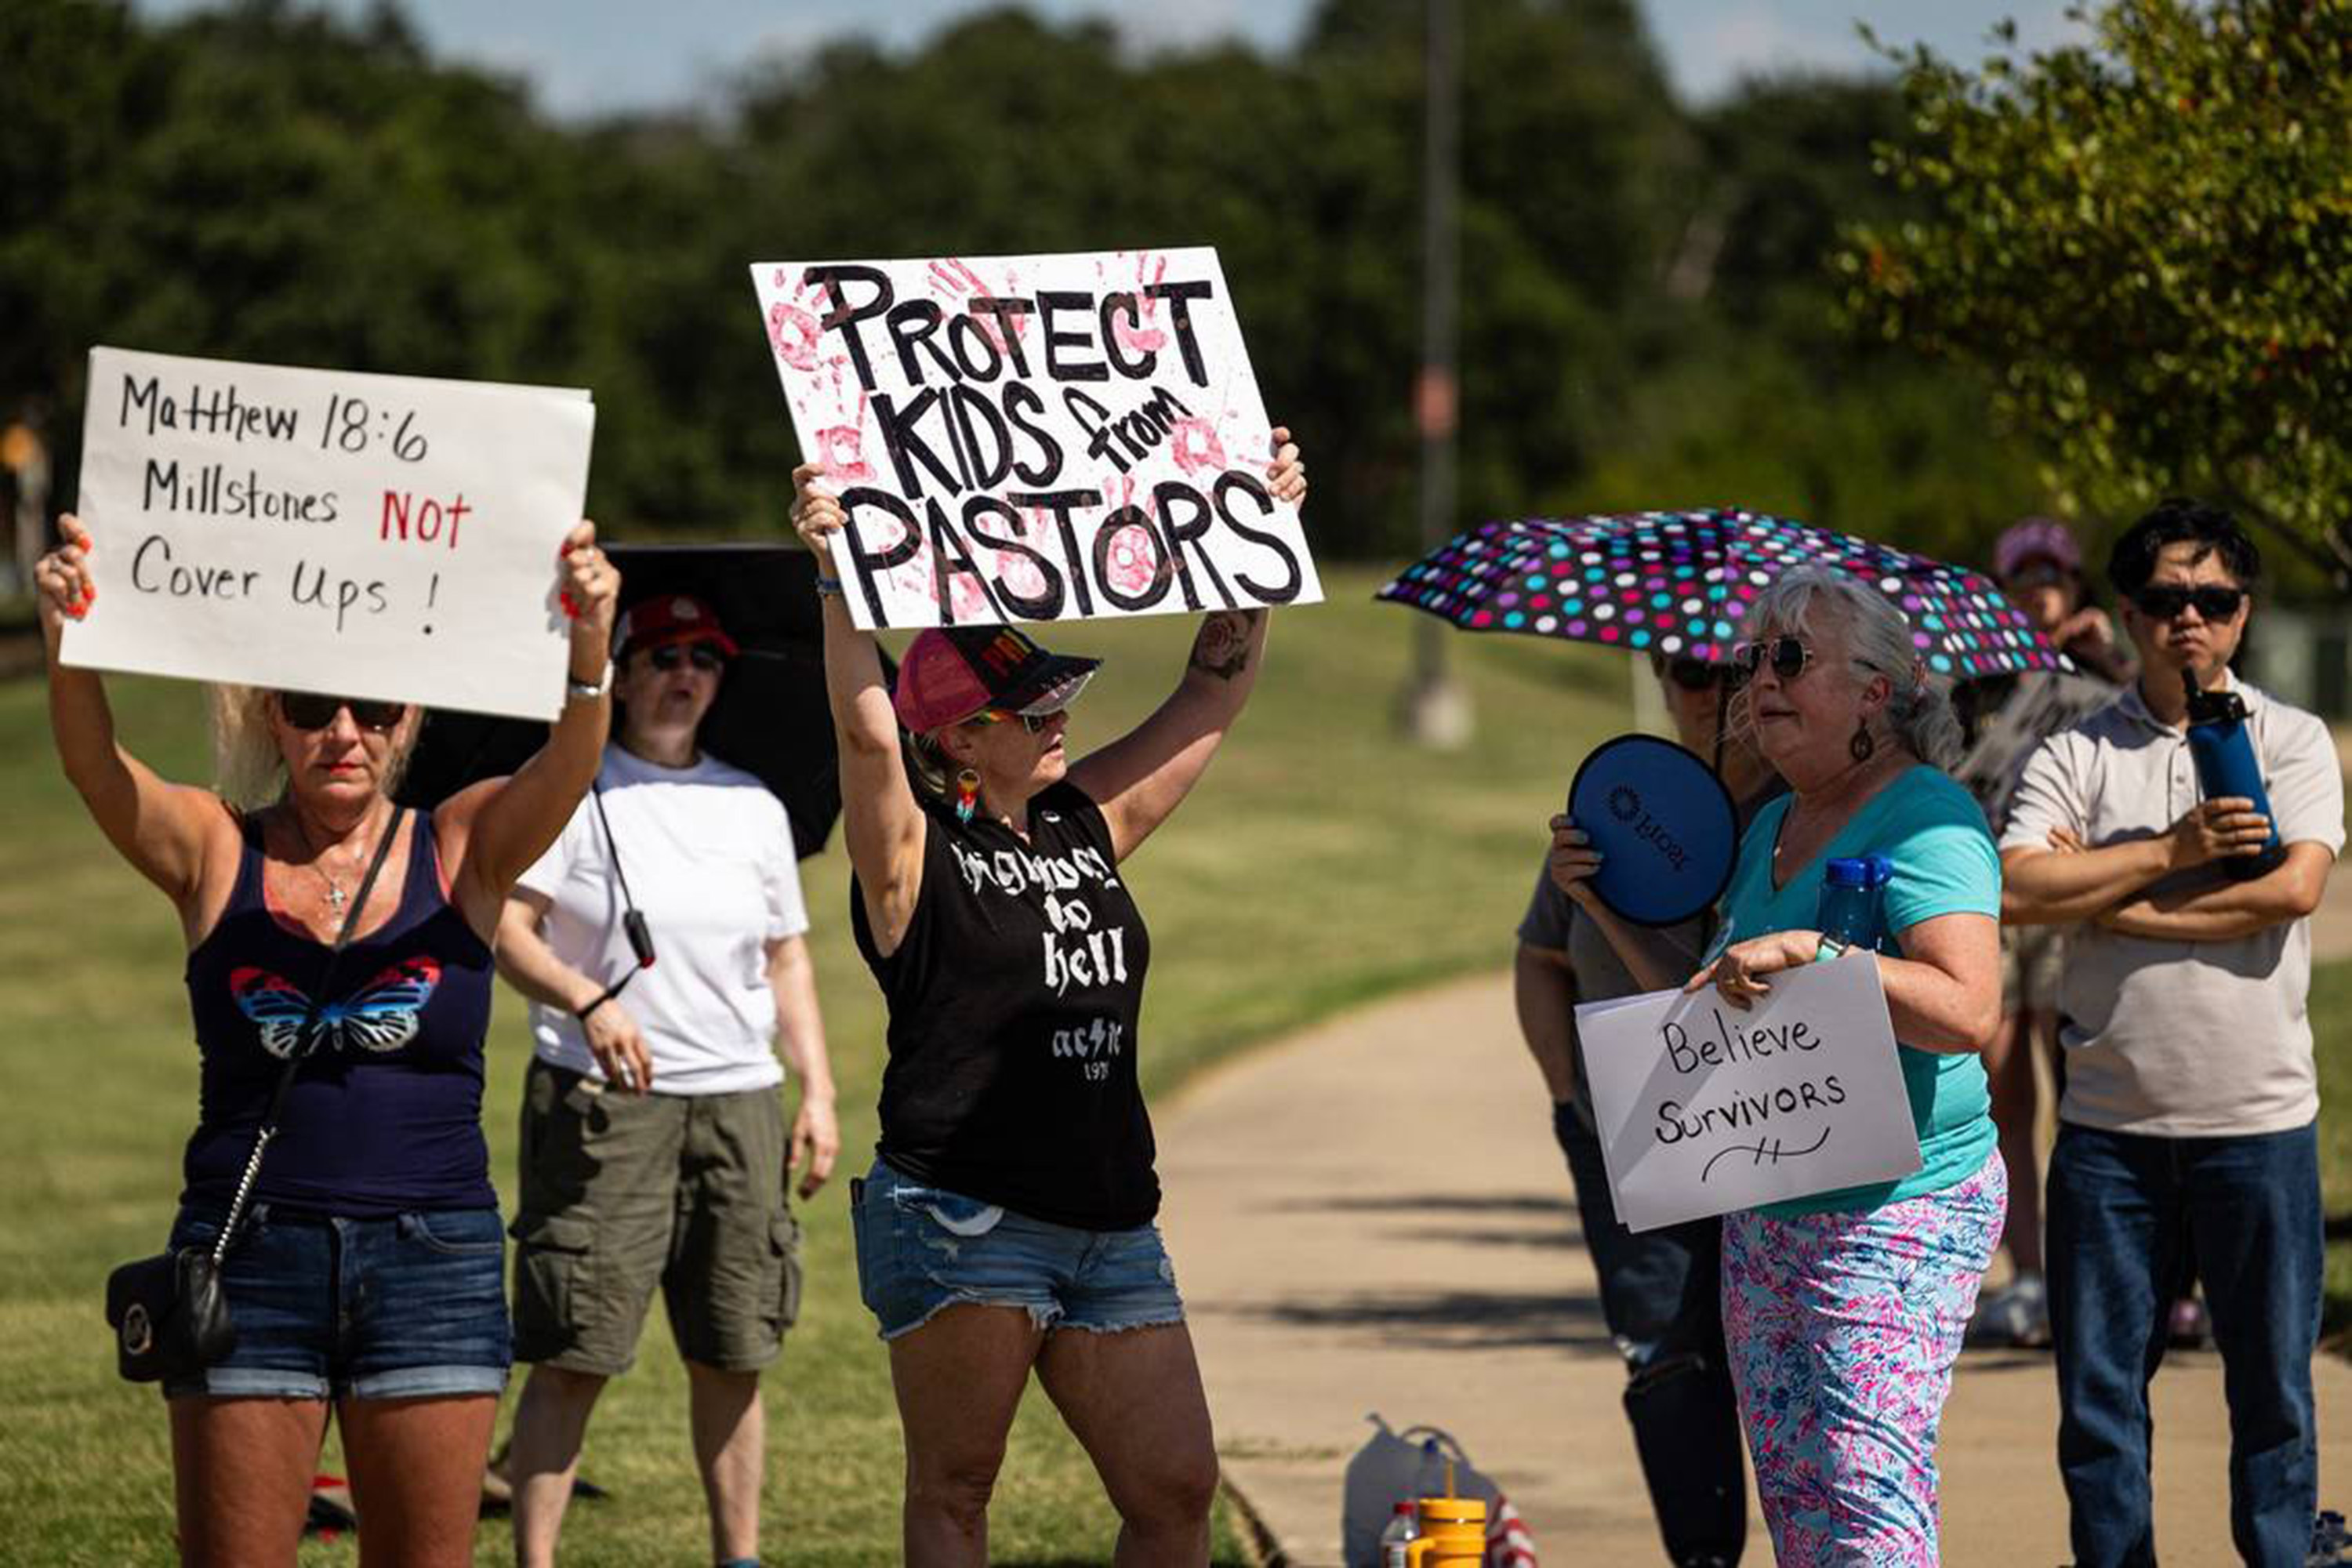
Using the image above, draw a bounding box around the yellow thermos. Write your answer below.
[1405,1494,1486,1566]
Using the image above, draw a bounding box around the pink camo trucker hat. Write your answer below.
[891,625,1100,734]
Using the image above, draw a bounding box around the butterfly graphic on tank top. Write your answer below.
[228,957,443,1058]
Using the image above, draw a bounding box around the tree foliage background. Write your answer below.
[1844,0,2352,593]
[5,0,2125,583]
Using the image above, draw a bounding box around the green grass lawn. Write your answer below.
[0,565,1641,1565]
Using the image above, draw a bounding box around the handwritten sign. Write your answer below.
[63,347,595,720]
[1574,955,1921,1231]
[749,248,1323,630]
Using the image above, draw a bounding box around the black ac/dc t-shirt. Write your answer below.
[851,781,1157,1229]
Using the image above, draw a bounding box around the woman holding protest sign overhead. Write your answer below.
[790,429,1304,1568]
[36,510,619,1567]
[1550,564,2004,1565]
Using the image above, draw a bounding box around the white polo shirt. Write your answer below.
[516,744,809,1096]
[2000,675,2344,1136]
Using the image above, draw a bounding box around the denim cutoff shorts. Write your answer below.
[849,1158,1185,1341]
[159,1203,511,1401]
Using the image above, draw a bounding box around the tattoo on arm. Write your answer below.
[1189,610,1263,681]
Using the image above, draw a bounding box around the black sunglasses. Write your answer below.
[278,692,406,732]
[1727,636,1813,686]
[1659,657,1722,693]
[2132,584,2245,622]
[965,705,1065,735]
[647,642,727,672]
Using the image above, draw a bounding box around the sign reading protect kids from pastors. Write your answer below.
[63,347,594,720]
[1574,954,1921,1232]
[750,249,1323,630]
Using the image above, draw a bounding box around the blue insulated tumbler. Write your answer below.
[1814,854,1892,957]
[2182,668,2285,879]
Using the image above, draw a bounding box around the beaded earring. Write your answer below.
[1849,718,1876,763]
[955,768,982,824]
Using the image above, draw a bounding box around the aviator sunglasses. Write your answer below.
[1727,636,1815,686]
[647,642,727,672]
[278,692,406,731]
[2132,583,2245,622]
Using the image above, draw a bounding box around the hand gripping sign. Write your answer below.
[750,249,1323,630]
[1574,954,1922,1232]
[63,347,593,720]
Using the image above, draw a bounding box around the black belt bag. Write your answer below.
[104,809,405,1383]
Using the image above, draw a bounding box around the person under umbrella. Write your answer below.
[496,593,838,1568]
[1552,564,2005,1564]
[1954,516,2129,1350]
[1515,649,1781,1567]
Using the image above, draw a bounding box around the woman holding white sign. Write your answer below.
[1551,564,2003,1566]
[791,431,1303,1567]
[37,511,619,1567]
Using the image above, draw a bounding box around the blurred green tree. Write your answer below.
[1842,0,2352,592]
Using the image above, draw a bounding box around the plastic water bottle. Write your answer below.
[2182,667,2286,880]
[1379,1499,1418,1567]
[1814,854,1891,957]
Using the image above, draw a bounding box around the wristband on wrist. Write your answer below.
[1816,933,1848,961]
[813,574,844,598]
[575,989,617,1022]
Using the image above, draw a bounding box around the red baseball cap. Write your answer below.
[615,593,739,661]
[892,625,1099,734]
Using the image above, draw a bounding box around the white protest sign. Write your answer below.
[749,248,1323,630]
[1575,954,1922,1232]
[64,347,595,720]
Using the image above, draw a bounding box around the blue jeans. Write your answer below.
[2048,1120,2321,1568]
[849,1159,1185,1341]
[1556,1104,1746,1566]
[160,1203,510,1401]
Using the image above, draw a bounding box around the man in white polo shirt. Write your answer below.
[2000,500,2343,1568]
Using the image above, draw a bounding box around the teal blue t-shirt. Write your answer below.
[1709,764,2000,1218]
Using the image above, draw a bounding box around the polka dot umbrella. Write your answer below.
[1374,509,2071,679]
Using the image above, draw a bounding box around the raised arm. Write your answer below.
[1543,815,1685,993]
[789,463,927,955]
[1068,428,1305,862]
[441,522,619,937]
[36,513,235,924]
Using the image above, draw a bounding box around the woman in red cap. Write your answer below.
[791,430,1304,1567]
[494,592,838,1568]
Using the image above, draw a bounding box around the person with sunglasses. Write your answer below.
[1951,516,2132,1351]
[789,430,1305,1566]
[1517,651,1781,1567]
[1550,564,2005,1564]
[491,592,837,1568]
[1998,500,2343,1568]
[34,510,618,1566]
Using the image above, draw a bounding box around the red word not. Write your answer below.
[381,489,470,551]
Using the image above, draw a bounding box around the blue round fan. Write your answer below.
[1566,734,1740,927]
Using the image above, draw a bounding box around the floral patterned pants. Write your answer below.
[1721,1153,2006,1565]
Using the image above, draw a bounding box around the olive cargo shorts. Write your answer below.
[510,1060,803,1374]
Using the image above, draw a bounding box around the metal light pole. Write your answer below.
[1399,0,1473,747]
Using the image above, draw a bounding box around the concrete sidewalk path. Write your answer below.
[1159,966,2352,1566]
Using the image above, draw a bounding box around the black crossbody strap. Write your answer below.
[209,807,408,1265]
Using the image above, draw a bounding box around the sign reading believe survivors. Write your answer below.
[1575,954,1922,1232]
[750,249,1323,630]
[63,347,594,720]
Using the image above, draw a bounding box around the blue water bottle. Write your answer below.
[1814,854,1891,958]
[2182,668,2285,880]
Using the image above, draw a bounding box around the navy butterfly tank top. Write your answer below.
[181,810,498,1216]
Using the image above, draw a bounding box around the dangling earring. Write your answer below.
[954,768,982,824]
[1849,718,1876,763]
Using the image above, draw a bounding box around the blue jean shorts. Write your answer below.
[160,1203,511,1401]
[849,1159,1185,1341]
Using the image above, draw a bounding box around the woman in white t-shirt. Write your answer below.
[493,593,838,1568]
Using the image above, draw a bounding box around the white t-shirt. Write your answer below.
[516,744,809,1095]
[2000,676,2345,1136]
